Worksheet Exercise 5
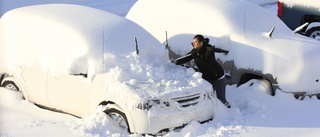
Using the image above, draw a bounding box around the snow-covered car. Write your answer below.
[0,4,216,135]
[126,0,320,99]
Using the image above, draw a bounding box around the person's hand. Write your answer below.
[170,58,177,64]
[224,51,229,55]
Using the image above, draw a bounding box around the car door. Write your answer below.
[46,73,91,116]
[21,65,49,106]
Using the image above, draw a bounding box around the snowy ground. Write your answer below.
[1,0,320,137]
[2,81,320,137]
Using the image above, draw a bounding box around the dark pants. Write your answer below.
[208,76,227,102]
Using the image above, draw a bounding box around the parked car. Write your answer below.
[126,0,320,99]
[0,4,216,135]
[278,0,320,39]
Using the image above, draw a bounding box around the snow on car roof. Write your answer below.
[127,0,320,59]
[0,4,165,74]
[127,0,293,53]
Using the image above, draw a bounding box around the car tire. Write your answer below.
[104,105,130,133]
[1,80,20,91]
[305,26,320,39]
[1,80,25,99]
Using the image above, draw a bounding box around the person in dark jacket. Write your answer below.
[174,34,231,108]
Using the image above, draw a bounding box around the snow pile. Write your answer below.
[68,107,128,137]
[0,89,77,137]
[96,53,211,102]
[3,81,320,137]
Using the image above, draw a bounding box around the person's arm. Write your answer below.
[212,45,229,55]
[173,49,196,65]
[174,53,193,65]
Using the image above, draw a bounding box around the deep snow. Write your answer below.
[1,0,320,137]
[2,81,320,137]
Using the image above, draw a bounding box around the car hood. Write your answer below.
[97,52,213,101]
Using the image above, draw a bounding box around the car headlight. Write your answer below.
[203,91,215,100]
[136,100,170,110]
[205,91,215,100]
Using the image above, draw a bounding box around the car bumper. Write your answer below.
[127,93,216,134]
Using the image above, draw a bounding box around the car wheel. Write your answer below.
[306,26,320,39]
[104,105,130,133]
[1,80,25,99]
[1,80,20,91]
[247,79,274,96]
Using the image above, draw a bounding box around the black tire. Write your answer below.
[305,26,320,39]
[104,107,130,133]
[1,80,20,91]
[1,80,25,99]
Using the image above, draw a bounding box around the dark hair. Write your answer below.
[193,34,209,44]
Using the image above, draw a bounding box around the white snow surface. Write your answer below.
[1,0,320,137]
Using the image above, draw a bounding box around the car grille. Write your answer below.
[172,94,201,108]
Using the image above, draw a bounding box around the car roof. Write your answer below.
[127,0,292,42]
[0,4,165,73]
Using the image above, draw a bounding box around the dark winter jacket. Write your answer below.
[175,44,228,81]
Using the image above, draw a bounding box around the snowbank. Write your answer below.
[2,81,320,137]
